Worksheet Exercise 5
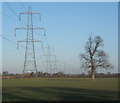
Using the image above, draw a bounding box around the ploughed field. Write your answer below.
[2,78,119,101]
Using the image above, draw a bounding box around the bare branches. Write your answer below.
[94,36,104,47]
[80,35,113,80]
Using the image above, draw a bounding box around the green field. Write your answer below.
[2,78,119,101]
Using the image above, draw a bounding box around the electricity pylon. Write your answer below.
[41,45,57,74]
[15,7,45,74]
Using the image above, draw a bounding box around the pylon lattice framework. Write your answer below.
[41,45,57,74]
[15,7,45,74]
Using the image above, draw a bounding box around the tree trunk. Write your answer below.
[92,73,95,81]
[92,65,96,81]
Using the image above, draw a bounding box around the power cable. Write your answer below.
[0,35,25,49]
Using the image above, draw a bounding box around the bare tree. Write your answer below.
[80,35,113,80]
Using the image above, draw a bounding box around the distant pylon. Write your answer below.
[41,45,57,74]
[15,7,45,74]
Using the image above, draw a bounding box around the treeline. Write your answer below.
[1,71,120,79]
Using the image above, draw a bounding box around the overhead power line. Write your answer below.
[5,2,27,25]
[5,3,19,18]
[2,12,18,21]
[0,35,25,49]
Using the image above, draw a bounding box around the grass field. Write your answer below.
[2,78,119,101]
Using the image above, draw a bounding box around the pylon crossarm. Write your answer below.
[42,61,55,63]
[42,55,56,57]
[15,28,27,36]
[15,27,45,29]
[17,40,26,49]
[17,40,43,49]
[15,28,46,36]
[19,12,41,21]
[20,13,40,14]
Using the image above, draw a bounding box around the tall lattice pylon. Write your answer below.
[15,7,45,74]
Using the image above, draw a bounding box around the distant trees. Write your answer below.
[80,35,113,80]
[29,72,35,78]
[53,71,65,77]
[3,71,9,76]
[37,72,44,77]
